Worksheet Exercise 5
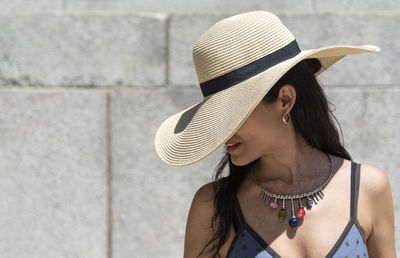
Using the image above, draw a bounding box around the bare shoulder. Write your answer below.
[358,163,393,217]
[359,163,392,199]
[183,181,221,258]
[188,181,220,219]
[358,163,396,257]
[193,181,219,203]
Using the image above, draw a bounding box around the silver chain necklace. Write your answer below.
[251,152,333,228]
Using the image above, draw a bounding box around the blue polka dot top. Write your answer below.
[227,161,369,258]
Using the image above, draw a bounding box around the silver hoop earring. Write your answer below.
[282,113,290,124]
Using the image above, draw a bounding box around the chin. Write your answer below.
[229,151,261,167]
[230,156,252,167]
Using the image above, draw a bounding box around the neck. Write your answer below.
[249,134,331,192]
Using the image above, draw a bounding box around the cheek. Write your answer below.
[244,120,281,148]
[239,126,269,150]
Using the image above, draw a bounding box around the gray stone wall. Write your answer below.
[0,1,399,257]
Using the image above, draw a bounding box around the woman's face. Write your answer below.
[225,85,294,166]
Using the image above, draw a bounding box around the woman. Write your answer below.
[154,11,396,257]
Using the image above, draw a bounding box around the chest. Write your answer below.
[220,214,365,257]
[218,167,372,257]
[222,221,369,258]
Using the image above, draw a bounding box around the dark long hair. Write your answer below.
[197,58,352,257]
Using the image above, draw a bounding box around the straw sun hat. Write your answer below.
[154,10,380,166]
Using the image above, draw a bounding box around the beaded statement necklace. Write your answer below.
[251,153,333,228]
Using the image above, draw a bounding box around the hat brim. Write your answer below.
[154,44,380,166]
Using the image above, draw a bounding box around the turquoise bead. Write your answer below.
[306,199,313,207]
[289,217,298,228]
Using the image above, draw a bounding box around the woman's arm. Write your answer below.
[183,182,220,258]
[363,164,396,257]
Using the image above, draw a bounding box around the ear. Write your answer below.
[278,84,296,114]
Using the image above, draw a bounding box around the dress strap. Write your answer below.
[350,161,361,219]
[231,194,245,232]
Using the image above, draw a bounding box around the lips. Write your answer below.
[225,142,241,153]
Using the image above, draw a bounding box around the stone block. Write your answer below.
[323,87,366,154]
[315,0,400,12]
[110,88,225,257]
[66,0,313,13]
[362,87,400,167]
[280,14,399,86]
[0,14,166,87]
[0,0,62,13]
[0,89,108,258]
[325,86,400,169]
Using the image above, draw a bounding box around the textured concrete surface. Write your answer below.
[315,0,400,12]
[0,14,166,87]
[66,0,313,13]
[0,88,108,258]
[280,14,400,86]
[0,0,62,13]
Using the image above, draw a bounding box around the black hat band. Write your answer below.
[199,40,301,97]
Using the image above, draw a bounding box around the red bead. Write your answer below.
[296,207,305,218]
[270,202,278,209]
